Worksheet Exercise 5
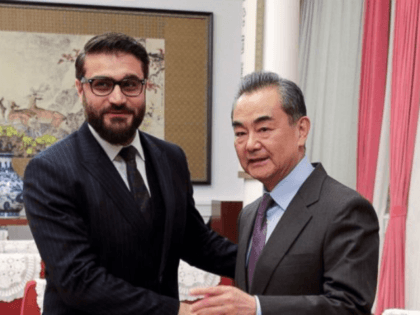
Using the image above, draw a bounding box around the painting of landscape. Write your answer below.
[0,31,165,157]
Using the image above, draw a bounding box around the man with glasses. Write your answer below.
[23,33,237,315]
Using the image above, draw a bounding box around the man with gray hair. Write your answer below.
[191,71,379,315]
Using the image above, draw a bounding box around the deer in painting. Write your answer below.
[8,87,67,128]
[26,93,66,128]
[8,101,37,126]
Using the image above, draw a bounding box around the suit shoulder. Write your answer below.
[141,132,185,156]
[322,175,369,204]
[314,175,378,226]
[30,131,79,164]
[298,164,376,220]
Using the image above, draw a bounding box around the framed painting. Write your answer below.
[0,1,213,184]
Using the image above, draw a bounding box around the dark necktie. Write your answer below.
[119,146,151,220]
[248,193,273,286]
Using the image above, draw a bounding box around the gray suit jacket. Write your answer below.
[235,163,379,315]
[23,122,237,315]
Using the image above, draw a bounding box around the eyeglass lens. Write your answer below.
[91,78,144,96]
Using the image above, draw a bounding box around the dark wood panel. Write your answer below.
[210,201,242,244]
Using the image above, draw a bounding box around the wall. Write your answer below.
[15,0,244,224]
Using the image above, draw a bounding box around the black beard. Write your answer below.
[84,99,145,145]
[88,114,143,145]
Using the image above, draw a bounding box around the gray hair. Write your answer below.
[233,71,307,124]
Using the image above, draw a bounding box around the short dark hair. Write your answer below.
[75,32,150,80]
[233,71,307,124]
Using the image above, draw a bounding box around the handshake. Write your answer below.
[179,285,256,315]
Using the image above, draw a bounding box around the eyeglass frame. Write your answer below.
[80,76,147,97]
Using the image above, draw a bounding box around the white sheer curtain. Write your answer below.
[406,100,420,311]
[299,0,364,189]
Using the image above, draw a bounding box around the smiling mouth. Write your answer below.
[248,157,268,164]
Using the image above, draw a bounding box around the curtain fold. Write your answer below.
[356,0,390,202]
[375,0,420,313]
[371,0,395,312]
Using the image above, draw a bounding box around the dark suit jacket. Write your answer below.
[235,163,379,315]
[23,123,237,315]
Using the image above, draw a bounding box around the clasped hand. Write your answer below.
[179,285,256,315]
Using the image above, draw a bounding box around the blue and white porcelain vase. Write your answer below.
[0,153,24,217]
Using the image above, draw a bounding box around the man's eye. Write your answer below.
[235,131,246,137]
[121,80,140,90]
[123,80,138,87]
[93,80,112,89]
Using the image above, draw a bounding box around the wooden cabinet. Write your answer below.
[210,201,242,244]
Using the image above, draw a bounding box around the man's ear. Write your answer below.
[297,116,310,146]
[75,79,83,102]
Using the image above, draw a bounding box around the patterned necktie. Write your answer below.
[248,193,273,286]
[119,146,151,220]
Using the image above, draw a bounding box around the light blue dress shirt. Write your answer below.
[251,156,314,315]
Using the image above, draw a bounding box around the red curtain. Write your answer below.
[357,0,390,202]
[375,1,420,314]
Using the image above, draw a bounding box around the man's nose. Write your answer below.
[108,85,127,104]
[246,133,261,151]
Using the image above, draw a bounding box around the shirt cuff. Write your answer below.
[255,295,262,315]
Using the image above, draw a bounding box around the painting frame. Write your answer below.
[0,1,213,184]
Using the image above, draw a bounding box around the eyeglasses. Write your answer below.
[80,76,147,97]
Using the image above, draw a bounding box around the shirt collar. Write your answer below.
[266,155,314,210]
[87,124,146,162]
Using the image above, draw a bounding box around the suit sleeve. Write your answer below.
[23,154,180,315]
[258,197,379,315]
[175,147,237,279]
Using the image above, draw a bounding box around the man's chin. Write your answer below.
[99,128,137,145]
[104,120,130,132]
[106,116,131,126]
[87,111,144,145]
[90,121,137,145]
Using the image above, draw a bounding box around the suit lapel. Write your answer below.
[140,133,176,277]
[249,164,326,294]
[78,125,176,275]
[77,123,149,229]
[236,199,260,292]
[250,195,313,294]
